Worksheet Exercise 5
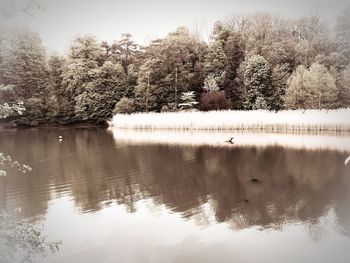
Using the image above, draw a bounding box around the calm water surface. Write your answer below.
[0,127,350,263]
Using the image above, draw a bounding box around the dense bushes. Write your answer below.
[200,91,229,111]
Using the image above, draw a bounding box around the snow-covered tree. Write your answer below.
[179,91,199,110]
[285,63,338,109]
[203,74,219,92]
[270,63,291,110]
[243,55,271,110]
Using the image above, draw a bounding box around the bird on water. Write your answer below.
[226,137,234,144]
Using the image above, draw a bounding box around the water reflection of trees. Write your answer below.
[0,128,349,232]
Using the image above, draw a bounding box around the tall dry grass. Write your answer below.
[109,109,350,132]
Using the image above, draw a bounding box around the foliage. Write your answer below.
[285,63,338,109]
[135,27,206,111]
[335,4,350,60]
[243,55,271,110]
[336,65,350,108]
[1,11,350,124]
[0,100,25,118]
[45,55,72,120]
[179,91,199,110]
[113,97,135,114]
[0,31,48,102]
[0,102,31,176]
[0,153,32,177]
[73,61,127,121]
[270,63,291,110]
[203,74,220,92]
[0,213,61,263]
[200,91,229,111]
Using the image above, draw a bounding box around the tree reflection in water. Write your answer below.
[0,128,349,238]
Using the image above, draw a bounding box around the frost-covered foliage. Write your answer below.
[0,213,61,263]
[0,100,24,118]
[243,55,270,110]
[0,153,32,177]
[0,102,31,177]
[285,63,338,109]
[110,109,350,131]
[178,91,199,110]
[203,74,220,92]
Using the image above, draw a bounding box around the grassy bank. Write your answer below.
[109,109,350,132]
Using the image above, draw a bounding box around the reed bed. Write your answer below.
[109,109,350,132]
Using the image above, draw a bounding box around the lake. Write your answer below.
[1,127,350,263]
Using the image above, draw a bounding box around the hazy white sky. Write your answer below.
[1,0,349,53]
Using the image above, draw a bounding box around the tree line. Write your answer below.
[1,9,350,124]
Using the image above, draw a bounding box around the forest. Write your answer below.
[1,8,350,125]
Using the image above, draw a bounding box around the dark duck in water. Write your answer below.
[226,137,234,144]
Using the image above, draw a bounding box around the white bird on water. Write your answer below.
[58,135,63,142]
[345,155,350,166]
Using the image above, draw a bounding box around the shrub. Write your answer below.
[200,91,229,111]
[113,97,135,114]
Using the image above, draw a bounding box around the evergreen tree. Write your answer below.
[224,32,245,109]
[0,31,47,101]
[0,31,48,119]
[270,63,291,110]
[179,91,199,110]
[116,33,138,71]
[243,55,271,110]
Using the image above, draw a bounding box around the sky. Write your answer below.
[0,0,349,53]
